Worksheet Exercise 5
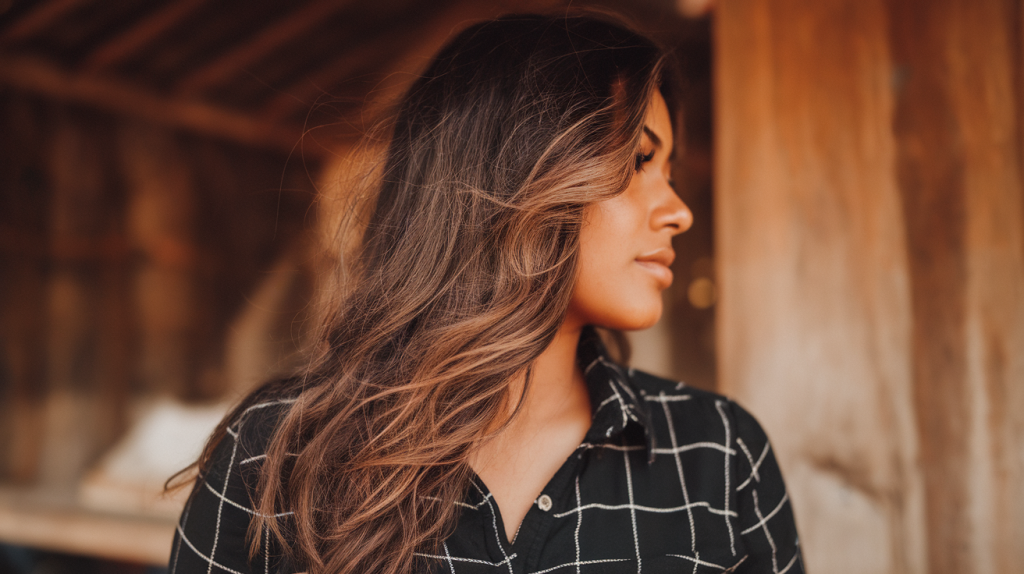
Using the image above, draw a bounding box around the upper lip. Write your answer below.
[636,248,675,268]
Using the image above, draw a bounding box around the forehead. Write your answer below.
[643,91,674,149]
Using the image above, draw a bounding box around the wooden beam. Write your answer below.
[356,0,566,124]
[0,55,353,155]
[82,0,208,72]
[260,25,415,123]
[263,0,564,126]
[0,0,87,43]
[176,0,357,97]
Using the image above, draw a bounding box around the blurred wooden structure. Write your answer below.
[0,0,714,566]
[717,0,1024,572]
[6,0,1023,571]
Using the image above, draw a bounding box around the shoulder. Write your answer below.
[170,388,298,574]
[197,395,296,491]
[627,367,770,448]
[628,368,804,571]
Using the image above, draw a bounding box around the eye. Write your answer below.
[634,150,655,172]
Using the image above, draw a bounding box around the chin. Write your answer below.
[598,301,663,332]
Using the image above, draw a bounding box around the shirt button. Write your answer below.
[537,494,553,512]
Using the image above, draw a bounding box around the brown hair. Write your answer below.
[184,12,675,574]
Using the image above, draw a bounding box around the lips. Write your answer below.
[635,248,675,287]
[636,248,675,268]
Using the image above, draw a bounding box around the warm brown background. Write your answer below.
[717,0,1024,572]
[0,0,713,568]
[0,0,1022,572]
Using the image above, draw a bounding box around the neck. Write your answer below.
[505,319,589,426]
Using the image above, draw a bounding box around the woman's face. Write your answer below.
[566,91,692,331]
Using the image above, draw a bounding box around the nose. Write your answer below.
[651,181,693,235]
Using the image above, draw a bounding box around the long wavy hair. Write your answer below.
[187,12,676,574]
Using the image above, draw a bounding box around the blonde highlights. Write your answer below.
[192,13,673,574]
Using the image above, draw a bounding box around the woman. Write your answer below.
[170,13,802,574]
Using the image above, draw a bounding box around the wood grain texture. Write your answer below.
[717,0,1024,572]
[938,0,1024,569]
[715,0,924,571]
[888,0,970,569]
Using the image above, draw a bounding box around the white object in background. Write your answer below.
[79,398,229,519]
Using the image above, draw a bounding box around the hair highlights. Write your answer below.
[190,13,674,574]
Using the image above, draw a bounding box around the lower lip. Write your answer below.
[635,261,674,287]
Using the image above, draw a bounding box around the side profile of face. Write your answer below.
[566,90,693,331]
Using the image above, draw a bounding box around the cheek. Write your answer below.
[570,269,664,331]
[568,200,665,331]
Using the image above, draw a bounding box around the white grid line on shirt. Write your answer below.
[659,392,698,562]
[751,489,779,573]
[573,477,582,574]
[443,541,457,574]
[239,452,299,466]
[607,380,629,429]
[715,400,737,556]
[579,441,735,455]
[473,479,516,574]
[176,524,247,574]
[622,448,642,573]
[551,500,736,518]
[644,393,693,403]
[736,439,770,492]
[740,491,789,536]
[262,525,269,574]
[423,493,492,510]
[170,485,195,572]
[415,552,517,568]
[224,398,298,436]
[666,552,735,570]
[607,364,639,404]
[593,394,618,413]
[207,432,239,574]
[240,398,297,416]
[202,481,294,518]
[526,558,632,574]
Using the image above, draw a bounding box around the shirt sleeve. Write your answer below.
[168,405,290,574]
[729,400,805,574]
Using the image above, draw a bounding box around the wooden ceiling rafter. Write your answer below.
[0,54,348,156]
[0,0,88,43]
[0,0,573,158]
[175,0,358,98]
[82,0,208,73]
[356,0,566,122]
[260,23,423,123]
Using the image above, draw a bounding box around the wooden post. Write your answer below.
[890,0,1024,570]
[118,122,200,398]
[0,94,50,483]
[716,0,1024,572]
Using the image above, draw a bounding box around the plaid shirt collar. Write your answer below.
[576,327,657,462]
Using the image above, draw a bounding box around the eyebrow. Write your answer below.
[643,125,676,160]
[643,125,662,148]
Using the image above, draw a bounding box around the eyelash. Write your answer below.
[634,150,655,171]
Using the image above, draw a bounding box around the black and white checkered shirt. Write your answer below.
[170,328,803,573]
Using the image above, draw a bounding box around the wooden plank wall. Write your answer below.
[715,0,1024,572]
[0,92,315,485]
